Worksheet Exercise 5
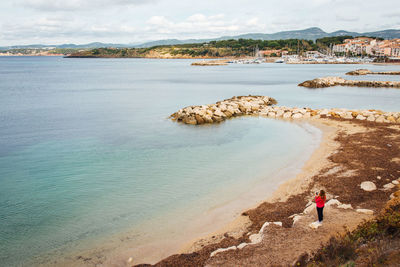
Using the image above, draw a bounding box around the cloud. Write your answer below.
[383,12,400,18]
[20,0,157,11]
[0,16,136,42]
[335,14,359,22]
[145,14,266,38]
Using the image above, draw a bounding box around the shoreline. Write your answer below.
[136,117,399,266]
[177,119,335,255]
[129,119,338,265]
[41,120,323,267]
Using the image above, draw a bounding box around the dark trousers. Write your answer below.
[317,206,324,222]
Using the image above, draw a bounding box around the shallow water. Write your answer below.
[0,57,399,266]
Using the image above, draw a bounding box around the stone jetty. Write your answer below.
[298,76,400,88]
[346,69,400,75]
[170,95,277,125]
[191,60,229,66]
[170,96,400,125]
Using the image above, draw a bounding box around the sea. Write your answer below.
[0,57,399,266]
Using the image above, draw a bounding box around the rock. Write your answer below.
[387,116,396,123]
[276,110,284,117]
[249,233,263,244]
[376,116,385,123]
[237,243,248,249]
[195,114,205,125]
[325,199,341,207]
[338,204,353,209]
[383,183,395,190]
[303,203,316,214]
[210,246,237,257]
[183,116,197,125]
[292,113,303,119]
[268,112,276,118]
[309,221,322,229]
[128,257,133,263]
[360,181,377,191]
[292,215,302,225]
[366,115,375,122]
[392,180,399,185]
[283,112,292,118]
[356,209,374,215]
[212,116,224,123]
[356,114,366,120]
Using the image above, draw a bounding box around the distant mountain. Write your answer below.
[135,27,400,47]
[2,27,399,50]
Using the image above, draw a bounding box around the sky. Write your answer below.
[0,0,399,46]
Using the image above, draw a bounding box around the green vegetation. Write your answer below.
[67,38,323,58]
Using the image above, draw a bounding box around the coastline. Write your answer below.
[125,119,335,265]
[135,117,399,266]
[178,119,335,254]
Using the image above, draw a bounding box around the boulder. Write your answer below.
[356,114,366,120]
[283,112,292,118]
[356,209,374,215]
[292,113,303,119]
[360,181,377,191]
[383,183,395,190]
[195,114,205,125]
[249,233,263,244]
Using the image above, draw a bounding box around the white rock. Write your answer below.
[360,181,377,191]
[273,222,283,227]
[292,215,303,225]
[276,110,284,117]
[303,203,316,214]
[259,222,270,234]
[292,113,303,119]
[268,112,276,118]
[366,116,375,122]
[237,243,248,249]
[392,180,399,185]
[309,221,322,229]
[338,204,353,209]
[377,176,382,180]
[383,183,395,190]
[356,114,366,120]
[356,209,374,215]
[283,112,292,118]
[325,199,341,207]
[210,246,237,257]
[376,116,385,123]
[127,257,133,263]
[249,233,263,244]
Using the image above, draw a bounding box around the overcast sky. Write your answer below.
[0,0,399,46]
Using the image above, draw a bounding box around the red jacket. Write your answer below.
[315,195,325,208]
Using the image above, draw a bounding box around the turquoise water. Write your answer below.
[1,57,400,266]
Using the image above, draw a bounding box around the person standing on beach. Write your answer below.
[315,190,326,224]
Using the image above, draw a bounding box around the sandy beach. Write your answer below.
[132,117,399,267]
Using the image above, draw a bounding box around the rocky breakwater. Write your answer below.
[170,96,400,125]
[169,96,277,125]
[260,106,400,123]
[298,76,400,88]
[346,69,400,75]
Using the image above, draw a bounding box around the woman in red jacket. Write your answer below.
[315,190,326,224]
